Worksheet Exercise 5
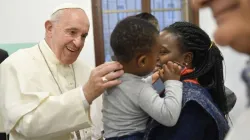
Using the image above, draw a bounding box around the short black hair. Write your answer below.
[134,12,159,30]
[110,16,159,63]
[163,21,228,114]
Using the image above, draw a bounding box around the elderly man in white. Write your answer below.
[0,3,124,140]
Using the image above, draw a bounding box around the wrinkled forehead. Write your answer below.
[54,9,90,32]
[60,9,89,24]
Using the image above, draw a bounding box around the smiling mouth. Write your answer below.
[66,46,79,52]
[156,63,162,68]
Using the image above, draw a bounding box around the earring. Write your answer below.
[184,63,188,66]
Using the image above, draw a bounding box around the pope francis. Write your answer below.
[0,3,124,140]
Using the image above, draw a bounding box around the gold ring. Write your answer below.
[102,76,108,83]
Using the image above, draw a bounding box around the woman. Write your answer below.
[144,22,229,140]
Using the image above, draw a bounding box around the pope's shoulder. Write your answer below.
[1,45,40,68]
[1,45,94,73]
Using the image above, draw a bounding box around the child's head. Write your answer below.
[110,16,160,76]
[159,21,228,114]
[134,12,159,31]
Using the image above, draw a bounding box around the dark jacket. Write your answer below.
[145,82,230,140]
[153,79,237,113]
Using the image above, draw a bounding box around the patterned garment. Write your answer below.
[144,82,229,140]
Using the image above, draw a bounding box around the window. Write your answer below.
[92,0,198,66]
[151,0,183,30]
[102,0,142,62]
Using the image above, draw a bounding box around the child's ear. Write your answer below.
[137,55,147,68]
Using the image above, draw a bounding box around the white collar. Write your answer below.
[39,39,61,65]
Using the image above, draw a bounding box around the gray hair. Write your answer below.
[50,10,64,22]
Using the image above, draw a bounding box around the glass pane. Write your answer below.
[135,0,141,10]
[109,13,119,29]
[163,0,181,9]
[126,0,135,10]
[108,0,118,10]
[165,11,182,24]
[151,0,184,30]
[118,12,127,21]
[152,11,164,30]
[117,0,126,10]
[152,0,164,9]
[127,12,138,16]
[102,0,142,62]
[152,11,182,30]
[164,11,182,27]
[102,0,108,11]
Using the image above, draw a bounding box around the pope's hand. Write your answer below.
[83,62,124,104]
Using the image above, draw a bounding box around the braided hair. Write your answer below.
[163,22,228,115]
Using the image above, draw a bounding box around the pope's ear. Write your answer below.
[45,20,53,38]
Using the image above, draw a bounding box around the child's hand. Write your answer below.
[152,69,164,84]
[153,65,161,73]
[159,61,182,82]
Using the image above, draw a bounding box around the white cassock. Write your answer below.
[0,40,103,140]
[225,108,250,140]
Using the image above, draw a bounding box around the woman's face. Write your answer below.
[158,31,186,67]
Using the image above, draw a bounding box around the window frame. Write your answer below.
[92,0,199,66]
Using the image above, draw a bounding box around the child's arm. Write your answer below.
[139,61,183,126]
[141,75,153,84]
[142,69,163,84]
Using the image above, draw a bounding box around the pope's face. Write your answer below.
[46,9,90,64]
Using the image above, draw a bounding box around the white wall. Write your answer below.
[0,0,95,67]
[199,8,249,122]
